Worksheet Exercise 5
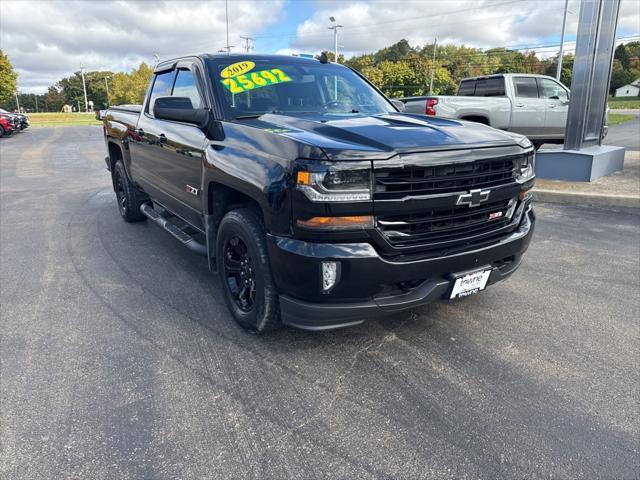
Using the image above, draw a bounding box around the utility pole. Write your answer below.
[79,64,88,112]
[105,76,110,106]
[15,92,20,113]
[240,35,254,53]
[225,0,230,55]
[34,94,38,113]
[556,0,570,81]
[429,37,437,95]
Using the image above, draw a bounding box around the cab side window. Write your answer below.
[146,71,175,115]
[172,69,204,109]
[513,77,539,98]
[537,78,568,101]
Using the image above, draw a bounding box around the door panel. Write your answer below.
[148,119,206,229]
[510,77,545,137]
[129,70,176,200]
[537,77,569,138]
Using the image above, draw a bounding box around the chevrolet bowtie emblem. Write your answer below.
[456,188,491,207]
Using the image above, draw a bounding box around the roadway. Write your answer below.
[1,126,638,479]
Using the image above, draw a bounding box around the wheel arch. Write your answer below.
[459,115,490,125]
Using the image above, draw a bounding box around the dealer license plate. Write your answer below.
[450,269,492,299]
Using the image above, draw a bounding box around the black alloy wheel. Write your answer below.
[112,160,146,222]
[223,235,256,312]
[216,208,280,332]
[115,168,128,217]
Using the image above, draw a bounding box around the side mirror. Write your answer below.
[390,99,406,112]
[154,96,209,128]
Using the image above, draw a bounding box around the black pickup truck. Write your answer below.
[103,54,535,332]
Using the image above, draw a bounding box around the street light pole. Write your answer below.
[556,0,569,80]
[328,16,343,99]
[15,92,20,113]
[79,64,88,112]
[328,16,343,64]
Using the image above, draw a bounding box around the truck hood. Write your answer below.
[249,112,523,160]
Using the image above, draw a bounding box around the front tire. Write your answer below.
[217,208,281,333]
[113,160,146,222]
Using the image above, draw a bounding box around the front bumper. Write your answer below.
[268,206,535,331]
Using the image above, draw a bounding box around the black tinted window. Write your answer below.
[147,71,174,114]
[172,69,203,108]
[514,77,539,98]
[458,80,476,96]
[474,77,505,96]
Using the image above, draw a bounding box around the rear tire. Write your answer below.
[217,208,281,333]
[113,160,147,222]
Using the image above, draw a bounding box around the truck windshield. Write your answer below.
[212,59,395,118]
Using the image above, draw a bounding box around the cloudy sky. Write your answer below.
[1,0,639,93]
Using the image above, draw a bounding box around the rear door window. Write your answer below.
[513,77,540,98]
[474,77,505,96]
[146,70,175,115]
[458,80,476,96]
[172,69,204,109]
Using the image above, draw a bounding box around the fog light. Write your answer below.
[321,261,340,293]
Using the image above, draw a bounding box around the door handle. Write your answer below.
[515,103,525,108]
[549,105,557,108]
[159,134,167,144]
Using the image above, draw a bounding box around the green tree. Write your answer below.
[374,39,415,63]
[610,59,634,93]
[108,62,153,105]
[0,49,18,105]
[44,86,66,112]
[614,44,630,69]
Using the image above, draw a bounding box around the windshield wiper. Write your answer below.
[235,114,264,119]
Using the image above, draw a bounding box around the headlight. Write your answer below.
[296,167,371,202]
[515,150,535,183]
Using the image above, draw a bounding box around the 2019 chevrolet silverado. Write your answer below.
[103,54,535,332]
[398,73,607,149]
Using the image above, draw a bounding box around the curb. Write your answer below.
[533,188,640,210]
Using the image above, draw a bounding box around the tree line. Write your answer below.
[1,40,638,112]
[0,52,153,112]
[343,39,640,98]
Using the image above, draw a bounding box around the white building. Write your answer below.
[615,79,640,97]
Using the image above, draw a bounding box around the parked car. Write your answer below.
[397,73,607,149]
[0,108,29,130]
[0,112,18,137]
[103,54,535,332]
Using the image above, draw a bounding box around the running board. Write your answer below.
[140,203,207,256]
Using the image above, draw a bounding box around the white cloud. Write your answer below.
[1,0,638,93]
[288,0,640,59]
[0,0,285,93]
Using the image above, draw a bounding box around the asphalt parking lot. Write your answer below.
[1,126,639,479]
